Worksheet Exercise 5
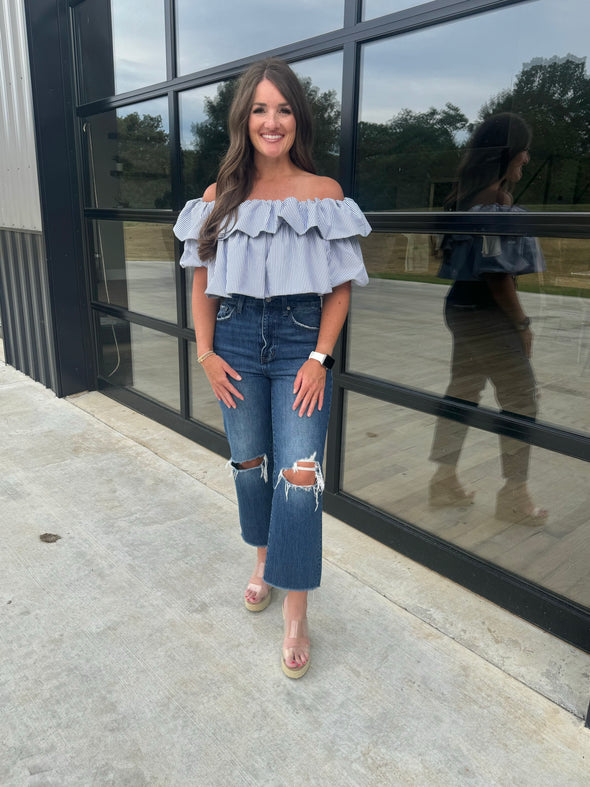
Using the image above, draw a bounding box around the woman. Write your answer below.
[429,112,547,526]
[174,58,370,677]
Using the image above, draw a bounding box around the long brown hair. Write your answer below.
[445,112,532,211]
[198,58,316,261]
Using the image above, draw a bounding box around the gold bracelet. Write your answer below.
[197,350,215,364]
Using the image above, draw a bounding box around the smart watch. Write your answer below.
[309,351,335,369]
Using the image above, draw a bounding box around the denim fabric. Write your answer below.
[213,294,333,591]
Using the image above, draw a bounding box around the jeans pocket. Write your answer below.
[289,304,321,331]
[216,301,236,322]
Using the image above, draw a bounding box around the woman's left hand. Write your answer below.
[293,360,326,417]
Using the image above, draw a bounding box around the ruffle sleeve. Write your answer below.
[173,197,371,297]
[173,198,215,267]
[438,204,545,281]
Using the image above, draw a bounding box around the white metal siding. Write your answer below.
[0,0,42,232]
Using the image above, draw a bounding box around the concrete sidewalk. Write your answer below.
[1,357,589,785]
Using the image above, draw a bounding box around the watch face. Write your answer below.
[323,354,335,369]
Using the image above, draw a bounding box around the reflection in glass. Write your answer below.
[179,53,343,200]
[362,1,419,21]
[86,98,171,210]
[429,114,546,522]
[356,0,590,211]
[176,0,344,75]
[342,391,590,608]
[347,234,590,437]
[180,80,233,203]
[92,221,176,323]
[98,314,180,410]
[74,0,166,103]
[292,53,343,180]
[189,344,225,433]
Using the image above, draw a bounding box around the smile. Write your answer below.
[261,134,283,141]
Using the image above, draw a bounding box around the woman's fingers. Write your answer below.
[202,355,244,407]
[292,360,326,417]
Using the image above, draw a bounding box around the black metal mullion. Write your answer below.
[339,370,590,464]
[91,301,191,340]
[366,211,590,239]
[164,0,176,82]
[84,208,176,223]
[344,0,362,27]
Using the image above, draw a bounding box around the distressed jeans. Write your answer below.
[213,294,332,591]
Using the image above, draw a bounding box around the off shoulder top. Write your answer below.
[438,204,546,281]
[173,197,371,298]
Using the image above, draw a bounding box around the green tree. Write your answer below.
[477,56,590,207]
[116,112,171,208]
[356,103,468,210]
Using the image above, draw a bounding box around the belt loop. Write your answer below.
[236,295,245,314]
[282,295,289,315]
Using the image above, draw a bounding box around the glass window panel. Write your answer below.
[347,234,590,437]
[98,314,180,410]
[176,0,344,76]
[86,98,171,210]
[342,391,590,609]
[74,0,166,103]
[188,344,225,433]
[362,1,420,20]
[92,221,176,323]
[179,53,343,201]
[292,53,343,181]
[179,80,233,203]
[356,0,590,212]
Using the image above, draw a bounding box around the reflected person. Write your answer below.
[429,113,547,526]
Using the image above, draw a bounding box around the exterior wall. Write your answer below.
[0,0,42,231]
[0,229,57,388]
[0,0,56,387]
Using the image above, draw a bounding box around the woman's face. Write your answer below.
[248,79,297,161]
[506,149,530,182]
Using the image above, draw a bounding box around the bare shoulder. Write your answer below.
[202,183,217,203]
[308,175,344,201]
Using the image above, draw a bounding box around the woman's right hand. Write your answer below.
[201,353,244,408]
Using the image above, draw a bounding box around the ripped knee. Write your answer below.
[227,454,268,482]
[232,456,265,471]
[276,456,325,511]
[283,461,316,486]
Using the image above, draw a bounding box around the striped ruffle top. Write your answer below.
[173,197,371,298]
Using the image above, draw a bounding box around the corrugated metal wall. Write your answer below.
[0,0,56,389]
[0,228,57,388]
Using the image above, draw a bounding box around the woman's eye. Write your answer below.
[252,107,265,114]
[280,108,292,115]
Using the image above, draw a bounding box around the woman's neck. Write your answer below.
[248,155,311,200]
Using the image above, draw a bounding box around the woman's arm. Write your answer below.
[192,267,243,408]
[292,281,351,417]
[483,272,532,357]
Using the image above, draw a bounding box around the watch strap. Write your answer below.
[309,351,335,369]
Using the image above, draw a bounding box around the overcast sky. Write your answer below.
[108,0,589,145]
